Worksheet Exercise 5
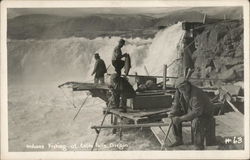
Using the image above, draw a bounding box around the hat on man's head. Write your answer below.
[94,53,100,58]
[119,39,125,45]
[175,77,188,88]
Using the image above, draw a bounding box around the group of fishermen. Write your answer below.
[91,39,129,84]
[91,39,135,113]
[91,38,214,150]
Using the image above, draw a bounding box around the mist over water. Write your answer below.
[143,23,185,76]
[8,22,184,86]
[7,22,186,151]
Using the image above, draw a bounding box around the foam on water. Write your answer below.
[8,23,185,151]
[8,22,184,85]
[142,22,185,76]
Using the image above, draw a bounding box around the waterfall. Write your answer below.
[7,22,185,85]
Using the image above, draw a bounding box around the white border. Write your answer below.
[1,0,249,159]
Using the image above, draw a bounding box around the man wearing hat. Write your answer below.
[168,77,214,150]
[109,73,136,112]
[112,39,128,76]
[91,53,107,84]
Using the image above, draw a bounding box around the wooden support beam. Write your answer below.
[136,92,165,96]
[107,73,228,81]
[144,65,150,76]
[91,122,191,129]
[236,96,244,102]
[226,99,242,115]
[163,64,167,90]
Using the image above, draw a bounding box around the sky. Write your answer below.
[7,7,190,19]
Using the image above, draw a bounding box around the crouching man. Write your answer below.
[109,73,136,113]
[168,77,214,150]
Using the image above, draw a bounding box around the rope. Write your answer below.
[91,101,112,151]
[73,94,90,120]
[60,88,77,108]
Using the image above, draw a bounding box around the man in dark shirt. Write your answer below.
[112,39,127,76]
[183,48,194,79]
[168,77,214,150]
[91,53,107,84]
[182,39,195,79]
[109,73,136,112]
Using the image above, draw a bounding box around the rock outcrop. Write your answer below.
[191,20,243,85]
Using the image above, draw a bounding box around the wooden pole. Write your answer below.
[203,13,207,24]
[161,119,173,150]
[144,65,150,76]
[226,99,242,114]
[163,64,167,90]
[73,95,89,120]
[106,73,227,81]
[91,101,111,151]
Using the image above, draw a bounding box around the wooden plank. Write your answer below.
[107,109,139,120]
[107,73,228,81]
[151,112,244,150]
[137,108,171,117]
[103,108,172,124]
[151,122,191,146]
[236,96,244,102]
[136,92,165,96]
[151,127,166,145]
[221,85,242,96]
[91,122,172,129]
[107,108,171,118]
[58,82,109,90]
[161,120,173,150]
[226,99,242,114]
[132,94,173,109]
[73,84,109,91]
[215,112,244,136]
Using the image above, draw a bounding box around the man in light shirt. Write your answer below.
[112,39,128,76]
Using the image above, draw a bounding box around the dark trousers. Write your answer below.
[171,116,213,150]
[112,60,125,76]
[113,92,126,109]
[184,67,194,79]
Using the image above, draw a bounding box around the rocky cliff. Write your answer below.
[191,20,243,86]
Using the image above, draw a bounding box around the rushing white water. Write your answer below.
[7,22,186,151]
[142,22,185,76]
[8,22,185,85]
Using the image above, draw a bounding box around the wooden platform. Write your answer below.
[104,107,171,124]
[151,111,244,150]
[58,82,109,91]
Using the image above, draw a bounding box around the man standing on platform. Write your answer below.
[168,77,215,150]
[112,39,128,76]
[109,73,136,113]
[91,53,107,84]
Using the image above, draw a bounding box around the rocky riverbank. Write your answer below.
[191,20,243,86]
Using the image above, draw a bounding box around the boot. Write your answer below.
[194,145,204,150]
[167,140,183,147]
[120,108,127,113]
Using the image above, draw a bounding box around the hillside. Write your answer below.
[7,14,67,39]
[7,7,243,40]
[41,14,156,39]
[156,10,205,26]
